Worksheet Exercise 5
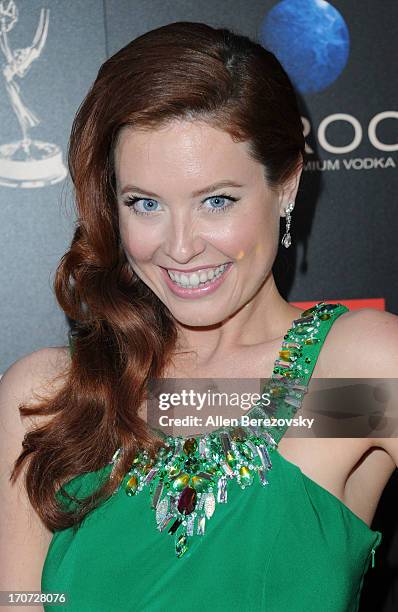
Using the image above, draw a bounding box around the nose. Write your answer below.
[162,210,206,263]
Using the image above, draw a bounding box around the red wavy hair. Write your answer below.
[10,21,305,532]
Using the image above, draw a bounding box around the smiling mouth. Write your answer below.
[165,263,229,289]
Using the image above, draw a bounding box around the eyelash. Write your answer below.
[123,193,239,216]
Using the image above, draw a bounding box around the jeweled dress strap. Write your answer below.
[262,301,350,446]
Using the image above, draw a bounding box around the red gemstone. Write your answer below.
[177,486,197,515]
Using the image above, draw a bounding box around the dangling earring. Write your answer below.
[281,201,295,248]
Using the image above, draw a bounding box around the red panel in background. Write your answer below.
[291,298,386,311]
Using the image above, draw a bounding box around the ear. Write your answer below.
[278,157,303,217]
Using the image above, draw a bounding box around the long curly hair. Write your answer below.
[10,21,305,532]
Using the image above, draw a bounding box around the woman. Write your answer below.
[2,21,398,612]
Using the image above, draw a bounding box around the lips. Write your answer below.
[163,263,230,273]
[167,263,228,287]
[159,262,233,299]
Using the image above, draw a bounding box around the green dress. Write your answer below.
[41,302,382,611]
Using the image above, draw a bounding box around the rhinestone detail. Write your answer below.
[109,301,345,558]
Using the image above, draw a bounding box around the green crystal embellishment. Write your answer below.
[112,302,344,558]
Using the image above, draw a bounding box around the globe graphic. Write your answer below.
[260,0,350,94]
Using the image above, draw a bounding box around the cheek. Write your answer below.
[227,207,277,261]
[119,218,161,262]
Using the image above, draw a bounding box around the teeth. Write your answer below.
[167,264,228,288]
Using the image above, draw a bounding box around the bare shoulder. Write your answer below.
[0,344,71,487]
[0,346,71,429]
[316,307,398,466]
[317,307,398,378]
[0,346,71,591]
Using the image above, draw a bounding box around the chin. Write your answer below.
[170,309,229,328]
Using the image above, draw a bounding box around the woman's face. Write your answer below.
[115,119,296,326]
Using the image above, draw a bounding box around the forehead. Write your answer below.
[114,120,263,188]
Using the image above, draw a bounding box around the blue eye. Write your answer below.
[123,193,238,216]
[205,194,238,214]
[124,197,160,216]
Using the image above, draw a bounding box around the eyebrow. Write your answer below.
[119,180,244,199]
